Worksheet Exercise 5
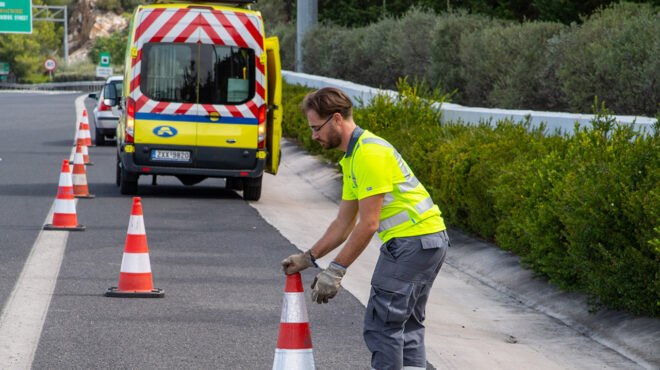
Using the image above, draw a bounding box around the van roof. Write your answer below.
[150,0,256,7]
[140,1,261,15]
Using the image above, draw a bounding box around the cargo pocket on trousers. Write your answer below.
[371,280,414,325]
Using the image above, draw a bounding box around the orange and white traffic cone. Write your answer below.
[106,197,164,298]
[81,110,93,147]
[272,273,315,370]
[81,143,93,166]
[72,143,95,198]
[43,159,85,231]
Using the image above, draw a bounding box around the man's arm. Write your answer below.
[310,198,359,259]
[329,193,384,268]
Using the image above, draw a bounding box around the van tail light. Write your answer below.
[99,100,111,111]
[125,97,135,143]
[257,105,266,149]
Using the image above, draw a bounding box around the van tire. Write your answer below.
[115,157,121,186]
[243,175,262,201]
[119,164,138,195]
[96,129,106,146]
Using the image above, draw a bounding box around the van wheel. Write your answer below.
[116,157,121,186]
[243,175,262,201]
[226,177,243,191]
[119,165,138,195]
[96,129,106,146]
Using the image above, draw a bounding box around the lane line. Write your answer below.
[0,94,85,369]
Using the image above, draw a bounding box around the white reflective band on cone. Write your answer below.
[54,199,76,214]
[272,348,315,370]
[280,292,308,323]
[72,174,87,185]
[59,172,72,187]
[120,253,152,273]
[127,215,146,235]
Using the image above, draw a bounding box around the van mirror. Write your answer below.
[88,93,98,100]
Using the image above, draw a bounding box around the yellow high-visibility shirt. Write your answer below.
[339,128,445,243]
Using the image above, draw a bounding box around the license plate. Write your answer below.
[151,150,190,162]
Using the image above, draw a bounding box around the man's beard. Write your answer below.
[319,127,342,149]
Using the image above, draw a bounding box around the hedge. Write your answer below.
[266,3,660,116]
[282,80,660,317]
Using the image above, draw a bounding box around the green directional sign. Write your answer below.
[0,0,32,34]
[99,52,111,67]
[0,62,9,75]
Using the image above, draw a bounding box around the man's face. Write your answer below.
[307,110,341,150]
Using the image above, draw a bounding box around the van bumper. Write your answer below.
[120,151,265,178]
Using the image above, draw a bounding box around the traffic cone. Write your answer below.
[43,159,85,231]
[72,143,95,198]
[81,143,93,166]
[272,273,315,370]
[106,197,164,298]
[81,110,93,147]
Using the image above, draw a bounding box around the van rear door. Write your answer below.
[265,36,282,174]
[195,8,266,170]
[131,8,202,166]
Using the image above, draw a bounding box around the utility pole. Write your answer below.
[296,0,317,73]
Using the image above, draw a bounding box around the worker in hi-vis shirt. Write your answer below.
[281,87,449,370]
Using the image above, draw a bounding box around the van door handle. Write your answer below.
[226,139,236,144]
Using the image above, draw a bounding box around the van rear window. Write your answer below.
[141,43,255,105]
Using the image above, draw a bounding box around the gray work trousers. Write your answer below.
[363,230,449,370]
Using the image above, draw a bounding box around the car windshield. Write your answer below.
[140,42,255,105]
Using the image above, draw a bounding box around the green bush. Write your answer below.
[555,2,660,115]
[88,28,129,67]
[282,81,660,316]
[294,2,659,116]
[429,10,500,101]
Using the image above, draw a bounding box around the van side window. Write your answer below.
[141,43,198,103]
[141,42,255,105]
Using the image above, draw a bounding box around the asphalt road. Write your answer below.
[0,92,373,369]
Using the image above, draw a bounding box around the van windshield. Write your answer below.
[141,43,255,105]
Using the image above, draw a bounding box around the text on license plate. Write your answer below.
[151,150,190,162]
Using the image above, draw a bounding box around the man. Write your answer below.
[281,87,449,370]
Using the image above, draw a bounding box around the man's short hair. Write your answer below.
[301,87,353,119]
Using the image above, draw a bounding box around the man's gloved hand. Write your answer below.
[311,262,346,304]
[281,250,316,275]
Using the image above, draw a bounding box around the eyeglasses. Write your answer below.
[310,113,335,133]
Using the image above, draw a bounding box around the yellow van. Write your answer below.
[116,0,281,200]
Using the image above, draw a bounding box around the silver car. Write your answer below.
[90,75,123,146]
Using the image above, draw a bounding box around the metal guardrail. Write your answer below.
[0,81,105,92]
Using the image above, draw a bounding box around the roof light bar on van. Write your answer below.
[125,97,136,143]
[152,0,257,5]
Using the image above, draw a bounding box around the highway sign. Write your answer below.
[96,66,113,78]
[0,62,9,75]
[43,58,56,71]
[0,0,32,34]
[99,52,111,67]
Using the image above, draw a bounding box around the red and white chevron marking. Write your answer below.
[129,7,265,118]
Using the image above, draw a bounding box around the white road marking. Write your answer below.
[0,94,85,369]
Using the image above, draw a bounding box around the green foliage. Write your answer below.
[459,21,566,110]
[555,2,660,115]
[283,81,660,316]
[298,2,659,116]
[89,28,129,67]
[0,0,61,82]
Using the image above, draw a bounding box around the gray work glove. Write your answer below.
[311,262,346,304]
[281,250,316,275]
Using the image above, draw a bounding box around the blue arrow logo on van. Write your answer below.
[153,125,178,137]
